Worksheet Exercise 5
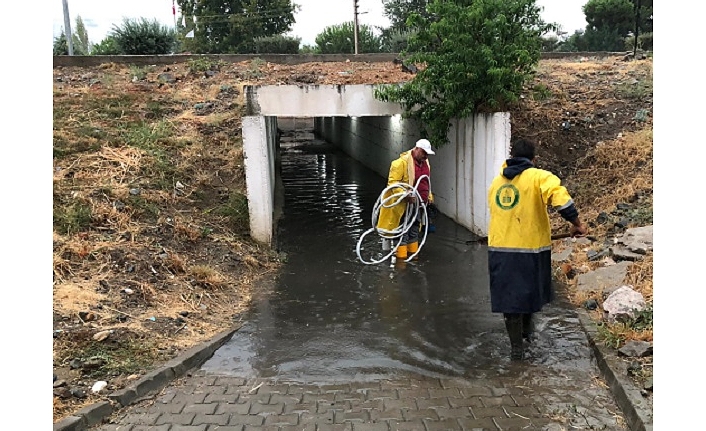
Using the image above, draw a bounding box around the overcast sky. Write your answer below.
[51,0,588,47]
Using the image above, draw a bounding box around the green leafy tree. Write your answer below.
[177,0,298,54]
[380,0,429,52]
[315,22,381,54]
[374,0,555,148]
[110,18,177,55]
[383,0,431,32]
[584,0,633,34]
[91,36,122,55]
[580,0,653,51]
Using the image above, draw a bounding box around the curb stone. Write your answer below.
[53,325,241,431]
[577,310,653,431]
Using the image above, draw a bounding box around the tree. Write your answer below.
[382,0,432,32]
[315,22,381,54]
[110,18,177,55]
[74,15,91,54]
[380,0,430,52]
[583,0,633,35]
[559,0,653,51]
[53,32,87,55]
[374,0,555,148]
[177,0,298,54]
[53,15,90,55]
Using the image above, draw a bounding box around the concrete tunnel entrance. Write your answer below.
[241,84,511,245]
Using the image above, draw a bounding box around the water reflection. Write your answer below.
[201,137,595,383]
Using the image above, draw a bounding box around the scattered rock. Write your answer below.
[78,311,97,322]
[70,388,87,399]
[83,358,106,370]
[618,340,653,357]
[644,377,653,391]
[53,379,67,388]
[91,381,108,393]
[603,285,646,322]
[54,387,72,399]
[576,261,632,293]
[583,299,599,310]
[93,330,113,341]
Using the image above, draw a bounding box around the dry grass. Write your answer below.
[52,55,653,422]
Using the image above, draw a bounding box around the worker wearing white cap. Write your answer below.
[376,138,435,260]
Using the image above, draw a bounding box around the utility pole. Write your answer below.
[62,0,74,55]
[353,0,359,54]
[633,0,641,58]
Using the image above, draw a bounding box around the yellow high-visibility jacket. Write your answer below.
[488,161,574,251]
[486,157,578,313]
[376,150,433,234]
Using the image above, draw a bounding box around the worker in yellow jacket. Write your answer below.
[376,139,435,260]
[487,138,587,360]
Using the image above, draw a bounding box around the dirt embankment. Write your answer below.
[52,55,653,422]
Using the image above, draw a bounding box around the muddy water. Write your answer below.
[201,136,595,383]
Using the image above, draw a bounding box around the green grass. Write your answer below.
[59,332,162,377]
[217,192,250,231]
[54,201,93,234]
[531,83,552,101]
[595,305,653,349]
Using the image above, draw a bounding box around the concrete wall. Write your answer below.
[53,52,630,68]
[314,114,511,236]
[246,85,404,117]
[242,115,278,244]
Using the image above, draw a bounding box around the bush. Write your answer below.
[624,32,653,51]
[315,22,382,54]
[110,17,176,55]
[253,35,301,54]
[91,36,122,55]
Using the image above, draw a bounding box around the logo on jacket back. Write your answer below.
[495,184,519,210]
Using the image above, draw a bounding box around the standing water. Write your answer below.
[201,132,595,383]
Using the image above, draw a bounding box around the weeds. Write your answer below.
[217,192,250,232]
[615,76,653,100]
[187,57,224,74]
[129,65,148,81]
[596,305,653,349]
[54,201,92,234]
[57,330,161,377]
[531,83,552,101]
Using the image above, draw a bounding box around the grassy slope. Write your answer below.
[52,56,653,422]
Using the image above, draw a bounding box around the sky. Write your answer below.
[51,0,589,47]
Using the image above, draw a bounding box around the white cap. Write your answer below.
[415,138,435,155]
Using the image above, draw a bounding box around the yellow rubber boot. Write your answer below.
[407,242,419,259]
[395,244,408,259]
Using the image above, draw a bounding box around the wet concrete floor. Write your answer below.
[95,134,629,430]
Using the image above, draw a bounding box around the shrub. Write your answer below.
[254,35,301,54]
[110,18,177,55]
[91,36,122,55]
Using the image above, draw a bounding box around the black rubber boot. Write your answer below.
[522,313,534,342]
[503,313,524,360]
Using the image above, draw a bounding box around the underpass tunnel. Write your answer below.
[241,84,511,246]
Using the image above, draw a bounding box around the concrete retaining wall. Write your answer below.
[314,114,510,236]
[52,52,630,68]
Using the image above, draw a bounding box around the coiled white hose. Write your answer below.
[356,175,430,265]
